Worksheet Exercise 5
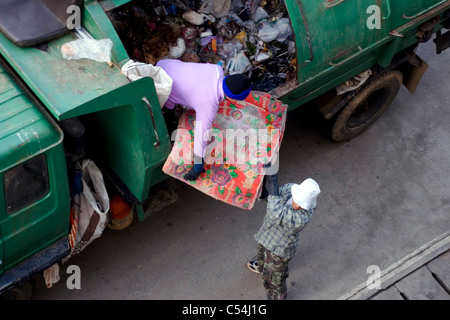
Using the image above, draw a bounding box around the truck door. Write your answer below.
[2,155,51,270]
[0,60,70,275]
[0,151,70,272]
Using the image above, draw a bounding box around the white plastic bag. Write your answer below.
[170,38,186,59]
[257,22,279,42]
[336,69,373,95]
[70,159,109,257]
[275,18,293,42]
[43,264,60,288]
[182,10,207,25]
[61,38,113,66]
[252,7,269,23]
[225,52,252,75]
[257,19,292,43]
[121,59,173,108]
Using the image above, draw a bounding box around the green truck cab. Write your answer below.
[0,0,449,298]
[0,64,70,298]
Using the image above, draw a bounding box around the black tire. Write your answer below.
[331,71,403,142]
[0,280,35,300]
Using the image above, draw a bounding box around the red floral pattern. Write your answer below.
[162,91,287,210]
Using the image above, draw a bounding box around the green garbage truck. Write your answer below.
[0,0,449,299]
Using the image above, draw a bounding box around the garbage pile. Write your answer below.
[108,0,297,93]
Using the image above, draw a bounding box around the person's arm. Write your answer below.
[183,111,214,181]
[296,208,314,226]
[266,199,312,228]
[264,184,293,219]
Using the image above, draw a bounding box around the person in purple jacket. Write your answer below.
[156,59,252,181]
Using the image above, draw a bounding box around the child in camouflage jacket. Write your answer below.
[248,178,321,300]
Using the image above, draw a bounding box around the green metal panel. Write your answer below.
[289,0,387,84]
[0,64,69,273]
[392,0,448,23]
[83,0,130,67]
[0,0,137,120]
[378,0,450,67]
[388,0,449,31]
[282,0,388,108]
[83,79,171,201]
[0,30,130,121]
[0,147,70,272]
[281,0,449,109]
[0,64,63,172]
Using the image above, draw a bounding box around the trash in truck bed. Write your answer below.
[107,0,296,93]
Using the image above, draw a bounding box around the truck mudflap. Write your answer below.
[0,237,69,295]
[137,178,179,221]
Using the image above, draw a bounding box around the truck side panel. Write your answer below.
[83,86,171,202]
[280,0,449,108]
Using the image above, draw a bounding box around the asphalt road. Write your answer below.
[32,40,450,300]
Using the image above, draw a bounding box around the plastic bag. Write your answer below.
[43,264,60,288]
[257,22,279,42]
[121,59,174,108]
[170,38,186,58]
[252,7,269,23]
[182,10,207,25]
[218,39,243,59]
[225,52,251,74]
[70,159,110,257]
[61,38,113,66]
[199,0,231,18]
[257,19,293,43]
[336,69,373,95]
[275,18,293,42]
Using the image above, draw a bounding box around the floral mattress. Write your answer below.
[162,91,288,210]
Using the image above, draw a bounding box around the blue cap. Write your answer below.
[223,75,252,100]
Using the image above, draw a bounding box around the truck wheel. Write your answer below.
[331,71,403,142]
[0,280,34,300]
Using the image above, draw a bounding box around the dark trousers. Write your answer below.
[257,244,290,300]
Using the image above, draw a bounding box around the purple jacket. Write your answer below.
[156,59,225,158]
